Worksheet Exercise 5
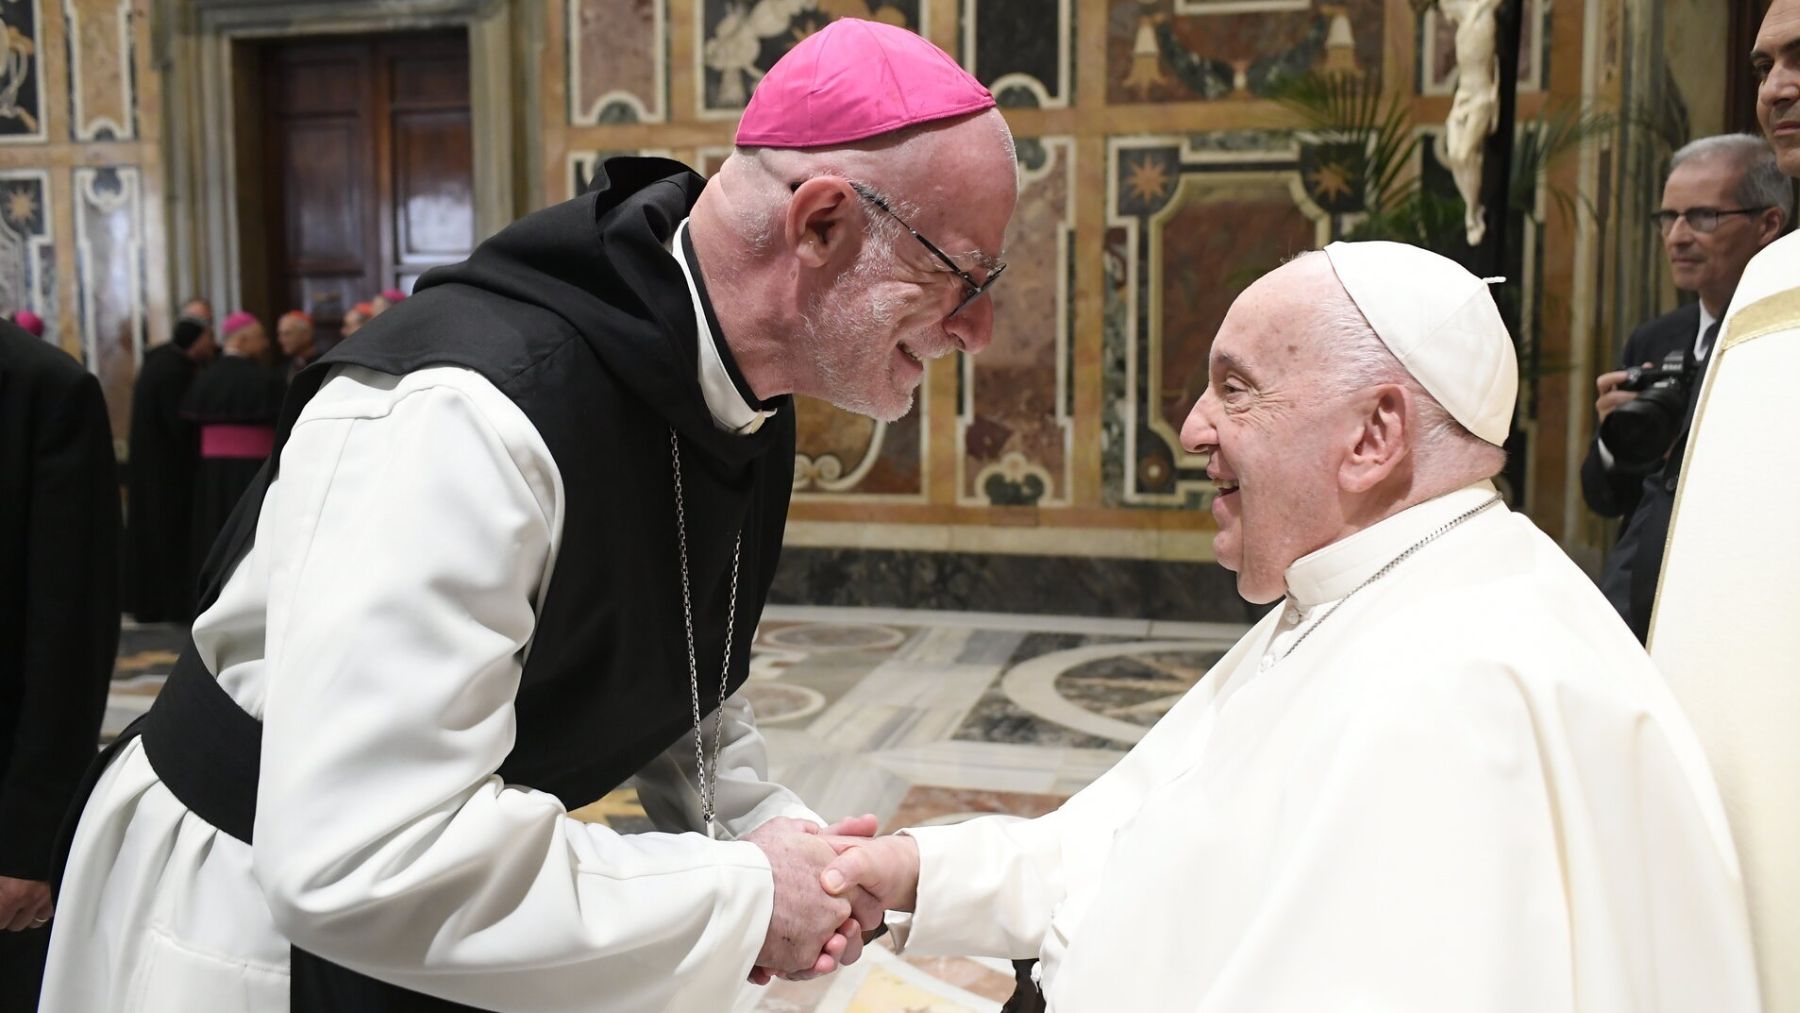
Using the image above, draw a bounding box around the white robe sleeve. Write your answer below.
[901,647,1243,960]
[248,375,773,1012]
[632,690,826,838]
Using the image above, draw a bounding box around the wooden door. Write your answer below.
[258,31,472,331]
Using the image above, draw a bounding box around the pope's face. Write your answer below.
[1180,260,1356,605]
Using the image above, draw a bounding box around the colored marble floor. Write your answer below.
[109,606,1249,1012]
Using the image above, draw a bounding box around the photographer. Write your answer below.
[1582,134,1789,641]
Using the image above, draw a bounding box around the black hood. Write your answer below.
[325,156,787,467]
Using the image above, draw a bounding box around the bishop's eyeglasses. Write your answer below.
[788,179,1006,318]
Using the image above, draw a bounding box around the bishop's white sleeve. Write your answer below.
[633,690,826,839]
[248,372,773,1012]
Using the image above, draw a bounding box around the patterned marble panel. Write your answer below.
[769,545,1255,622]
[569,147,675,199]
[794,395,925,499]
[697,0,927,119]
[1107,0,1384,104]
[0,169,55,335]
[1420,0,1546,96]
[568,0,665,124]
[64,0,136,141]
[0,0,46,142]
[1105,134,1329,507]
[959,137,1073,507]
[73,165,143,435]
[961,0,1073,109]
[885,783,1067,830]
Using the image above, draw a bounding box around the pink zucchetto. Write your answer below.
[734,18,995,149]
[221,311,260,336]
[12,310,43,337]
[380,288,408,303]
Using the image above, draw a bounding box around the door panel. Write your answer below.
[393,110,475,261]
[259,30,472,334]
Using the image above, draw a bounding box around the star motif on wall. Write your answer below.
[1125,155,1174,206]
[1306,160,1355,203]
[4,186,37,228]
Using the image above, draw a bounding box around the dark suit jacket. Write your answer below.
[1586,304,1721,642]
[0,322,120,880]
[1580,303,1701,521]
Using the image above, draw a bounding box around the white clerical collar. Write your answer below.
[1283,481,1501,609]
[1696,302,1719,361]
[671,218,777,436]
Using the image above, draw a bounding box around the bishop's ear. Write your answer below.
[784,177,863,270]
[1340,383,1410,493]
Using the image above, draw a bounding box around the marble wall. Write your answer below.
[0,0,162,443]
[10,0,1617,613]
[544,0,1602,608]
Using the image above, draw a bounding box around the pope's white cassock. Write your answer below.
[1651,229,1800,1011]
[902,482,1760,1011]
[42,247,820,1011]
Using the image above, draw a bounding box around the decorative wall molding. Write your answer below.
[566,0,665,124]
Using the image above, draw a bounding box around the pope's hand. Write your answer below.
[744,819,855,979]
[820,833,920,930]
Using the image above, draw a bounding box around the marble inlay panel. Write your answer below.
[885,784,1067,830]
[960,0,1073,109]
[1106,134,1330,507]
[697,0,928,118]
[73,165,142,436]
[793,393,925,500]
[0,0,45,142]
[959,136,1074,507]
[1106,0,1383,103]
[64,0,136,141]
[568,0,665,124]
[0,169,55,336]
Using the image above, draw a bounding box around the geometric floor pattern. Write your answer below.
[108,605,1249,1012]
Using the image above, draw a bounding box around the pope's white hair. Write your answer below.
[1296,251,1507,481]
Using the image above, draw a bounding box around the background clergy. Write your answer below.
[43,20,1018,1012]
[1650,0,1800,1005]
[822,242,1759,1012]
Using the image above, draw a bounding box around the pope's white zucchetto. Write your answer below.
[1322,240,1519,446]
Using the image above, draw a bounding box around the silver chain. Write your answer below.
[671,427,741,839]
[1279,494,1503,662]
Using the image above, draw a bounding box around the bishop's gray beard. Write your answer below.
[799,247,915,423]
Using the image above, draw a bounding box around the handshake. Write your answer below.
[741,815,923,984]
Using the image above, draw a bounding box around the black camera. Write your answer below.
[1598,349,1699,470]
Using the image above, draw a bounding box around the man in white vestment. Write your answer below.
[42,20,1017,1012]
[1650,0,1800,1006]
[821,243,1760,1011]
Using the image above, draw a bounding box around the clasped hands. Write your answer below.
[742,816,922,985]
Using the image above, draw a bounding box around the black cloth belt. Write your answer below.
[140,641,263,844]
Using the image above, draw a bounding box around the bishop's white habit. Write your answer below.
[1650,229,1800,1011]
[41,224,817,1011]
[904,483,1759,1011]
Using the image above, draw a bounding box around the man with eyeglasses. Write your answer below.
[1579,134,1788,641]
[42,18,1017,1012]
[1653,0,1800,1005]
